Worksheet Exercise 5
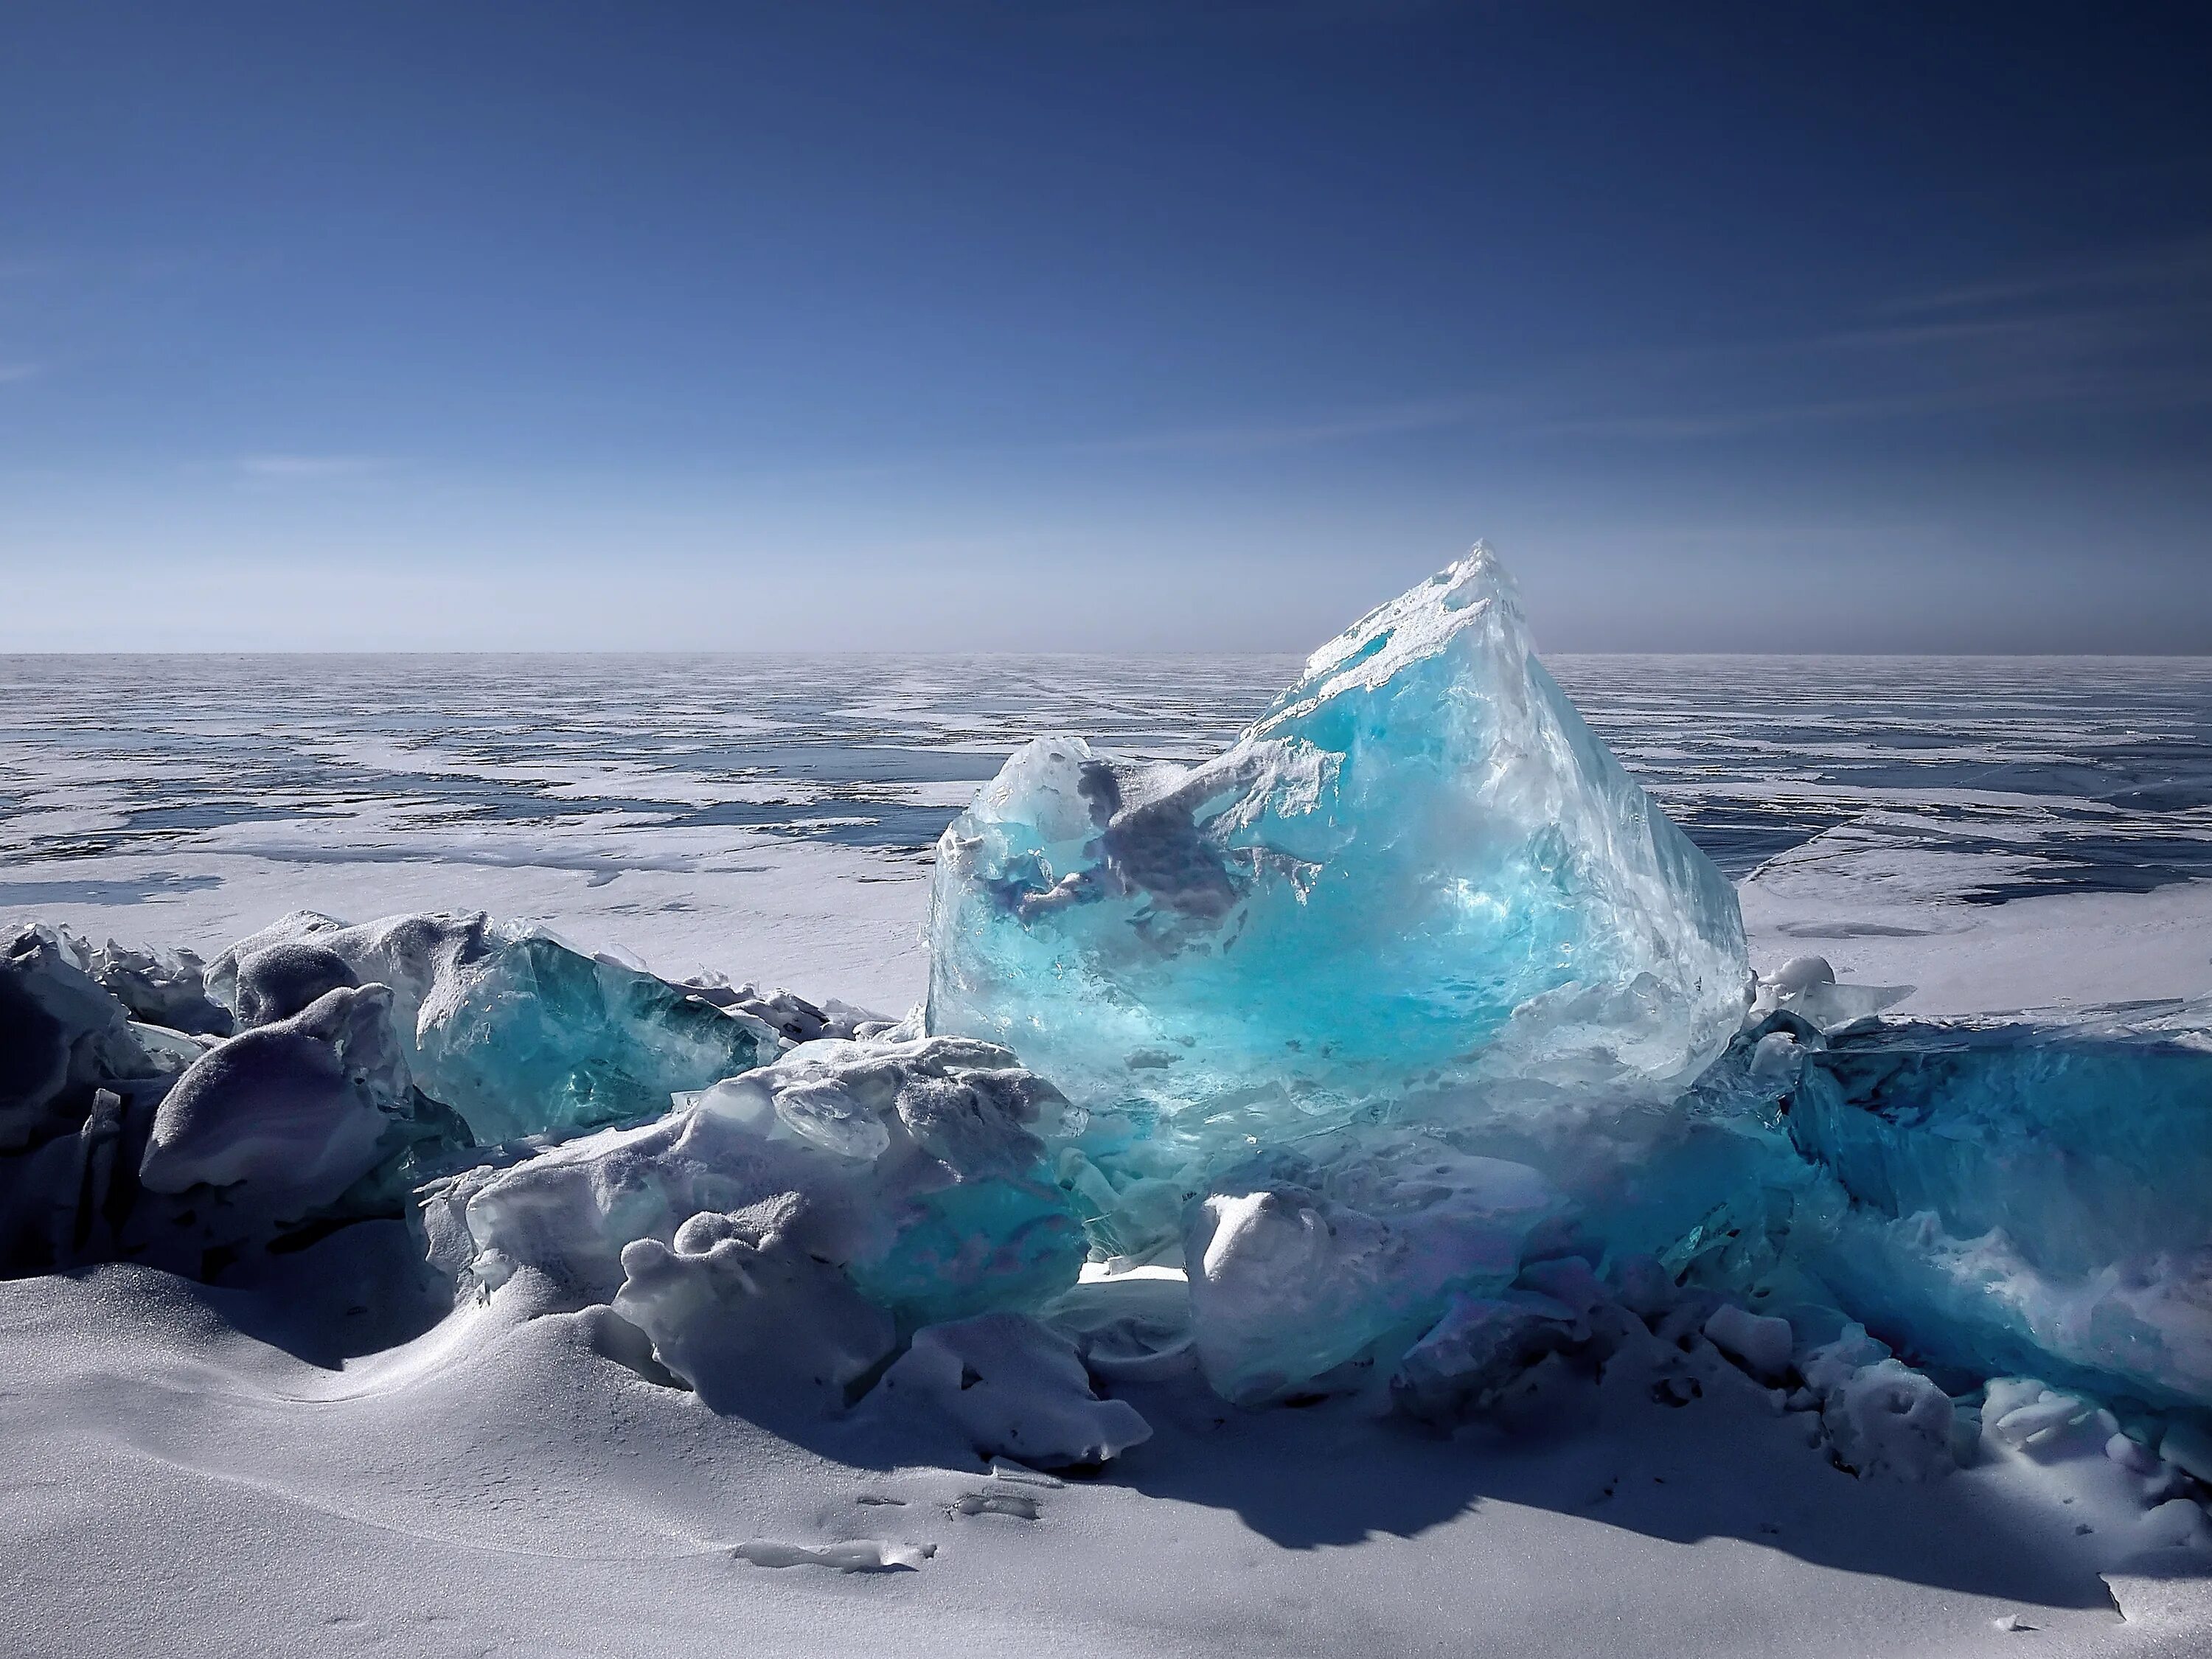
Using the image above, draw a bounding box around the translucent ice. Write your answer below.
[215,913,782,1144]
[1781,1002,2212,1408]
[927,546,1748,1144]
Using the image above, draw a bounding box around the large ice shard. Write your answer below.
[927,548,1747,1140]
[1775,1002,2212,1409]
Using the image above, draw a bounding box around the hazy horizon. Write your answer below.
[4,3,2208,654]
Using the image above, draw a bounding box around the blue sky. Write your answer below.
[3,1,2208,651]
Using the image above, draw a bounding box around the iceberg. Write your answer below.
[926,546,1749,1150]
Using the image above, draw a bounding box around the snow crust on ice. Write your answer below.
[863,1310,1152,1468]
[140,984,408,1211]
[423,1031,1084,1329]
[613,1201,897,1419]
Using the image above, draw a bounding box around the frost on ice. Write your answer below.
[926,544,1749,1140]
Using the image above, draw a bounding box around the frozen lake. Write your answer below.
[5,652,2211,1012]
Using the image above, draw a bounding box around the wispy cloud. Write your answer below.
[238,453,392,479]
[1879,234,2212,317]
[1536,238,2212,442]
[0,363,40,385]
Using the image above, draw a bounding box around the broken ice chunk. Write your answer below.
[863,1312,1150,1468]
[140,984,410,1217]
[421,1034,1084,1324]
[1820,1358,1955,1482]
[63,934,233,1037]
[926,546,1749,1131]
[1750,955,1912,1032]
[214,912,781,1144]
[0,927,170,1154]
[1185,1144,1568,1405]
[612,1201,895,1419]
[1784,1002,2212,1407]
[1703,1304,1795,1382]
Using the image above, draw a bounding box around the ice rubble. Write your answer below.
[422,1033,1084,1324]
[862,1311,1152,1467]
[215,911,782,1144]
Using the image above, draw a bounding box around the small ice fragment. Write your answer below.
[2158,1419,2212,1485]
[2106,1431,2163,1474]
[1992,1391,2090,1449]
[990,1458,1065,1489]
[1745,1030,1802,1089]
[2140,1498,2212,1551]
[1823,1359,1955,1481]
[1703,1305,1794,1381]
[951,1492,1042,1519]
[734,1539,935,1572]
[1751,955,1912,1031]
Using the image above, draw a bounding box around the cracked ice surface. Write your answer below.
[925,546,1750,1147]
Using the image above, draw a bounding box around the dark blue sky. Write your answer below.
[4,2,2208,650]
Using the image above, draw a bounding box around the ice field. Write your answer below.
[3,557,2211,1658]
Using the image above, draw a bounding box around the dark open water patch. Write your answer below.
[0,873,226,905]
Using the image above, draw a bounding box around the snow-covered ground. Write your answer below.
[9,1256,2210,1659]
[3,650,2209,1657]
